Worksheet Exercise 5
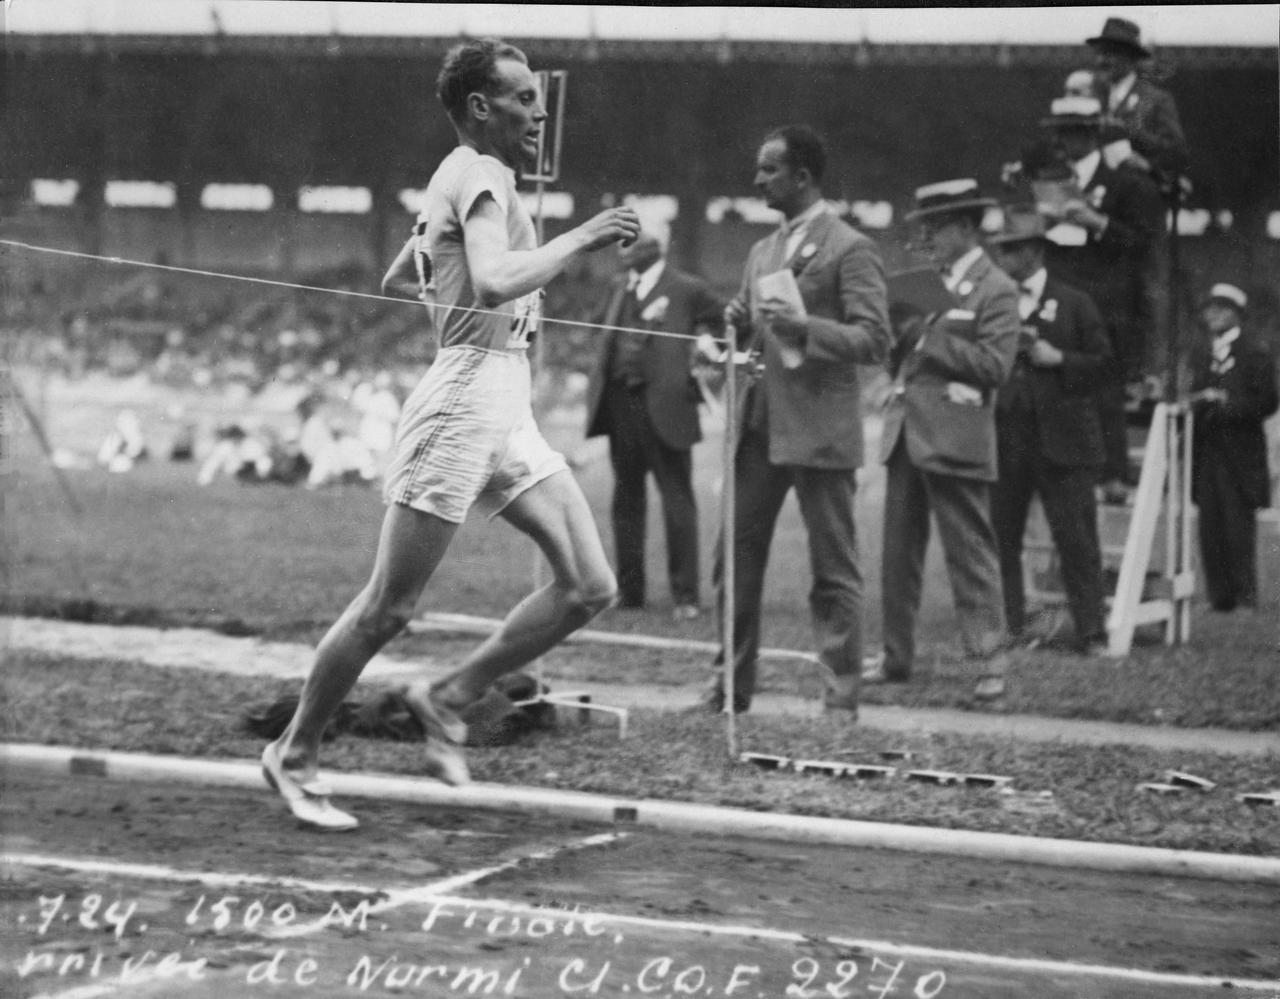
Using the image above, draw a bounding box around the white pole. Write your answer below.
[721,332,738,757]
[531,181,548,690]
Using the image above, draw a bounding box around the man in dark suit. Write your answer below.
[700,124,890,715]
[585,230,724,618]
[1036,96,1165,502]
[866,179,1020,701]
[987,207,1112,654]
[1086,16,1188,181]
[1189,283,1279,612]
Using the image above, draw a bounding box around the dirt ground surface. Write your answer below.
[8,614,1279,758]
[3,772,1278,999]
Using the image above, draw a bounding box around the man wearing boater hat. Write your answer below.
[987,206,1111,655]
[1037,94,1164,503]
[1086,16,1188,181]
[1189,283,1278,613]
[866,179,1019,700]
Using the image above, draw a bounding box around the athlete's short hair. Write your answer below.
[437,38,529,125]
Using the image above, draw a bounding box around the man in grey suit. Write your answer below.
[701,124,890,715]
[585,231,725,619]
[865,179,1020,700]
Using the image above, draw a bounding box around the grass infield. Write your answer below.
[6,372,1279,852]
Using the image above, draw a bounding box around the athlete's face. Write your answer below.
[482,58,546,170]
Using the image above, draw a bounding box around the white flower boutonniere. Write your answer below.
[640,295,670,323]
[1125,93,1139,112]
[957,280,974,298]
[1038,298,1058,323]
[1087,186,1107,210]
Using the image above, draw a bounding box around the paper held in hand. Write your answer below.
[757,268,807,369]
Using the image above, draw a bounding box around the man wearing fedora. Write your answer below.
[1086,16,1188,182]
[987,206,1112,654]
[700,124,890,716]
[867,179,1019,700]
[1189,283,1278,612]
[1036,95,1164,503]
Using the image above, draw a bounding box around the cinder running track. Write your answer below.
[3,772,1278,998]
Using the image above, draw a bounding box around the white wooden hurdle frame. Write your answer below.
[1104,401,1196,656]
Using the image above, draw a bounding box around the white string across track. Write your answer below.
[0,239,728,348]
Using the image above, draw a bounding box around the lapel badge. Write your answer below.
[800,242,818,260]
[641,295,670,323]
[1038,298,1058,323]
[957,280,974,298]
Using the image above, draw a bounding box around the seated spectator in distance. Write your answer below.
[97,410,148,473]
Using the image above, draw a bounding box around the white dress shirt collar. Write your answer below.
[629,258,666,300]
[943,245,985,293]
[782,199,831,260]
[1108,71,1138,113]
[1018,267,1048,320]
[1073,148,1104,192]
[1212,325,1241,361]
[1073,149,1102,191]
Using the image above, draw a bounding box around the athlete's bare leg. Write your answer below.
[269,503,458,780]
[427,469,617,710]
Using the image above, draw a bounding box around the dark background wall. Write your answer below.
[3,37,1277,301]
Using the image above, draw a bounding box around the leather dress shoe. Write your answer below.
[1077,634,1109,657]
[696,688,750,715]
[861,652,909,684]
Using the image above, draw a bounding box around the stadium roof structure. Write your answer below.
[6,2,1278,67]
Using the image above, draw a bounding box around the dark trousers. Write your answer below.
[991,426,1106,642]
[711,428,863,707]
[605,384,699,607]
[1196,455,1259,610]
[1096,370,1131,484]
[881,442,1007,677]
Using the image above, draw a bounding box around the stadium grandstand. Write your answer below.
[3,2,1277,378]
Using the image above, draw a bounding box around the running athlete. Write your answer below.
[262,37,640,830]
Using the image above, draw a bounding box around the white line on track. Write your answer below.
[7,851,1279,995]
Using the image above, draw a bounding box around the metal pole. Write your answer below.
[1164,180,1184,401]
[531,180,548,691]
[720,331,738,758]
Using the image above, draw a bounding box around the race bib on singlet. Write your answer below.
[506,288,543,349]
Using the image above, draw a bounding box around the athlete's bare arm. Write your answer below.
[463,197,640,307]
